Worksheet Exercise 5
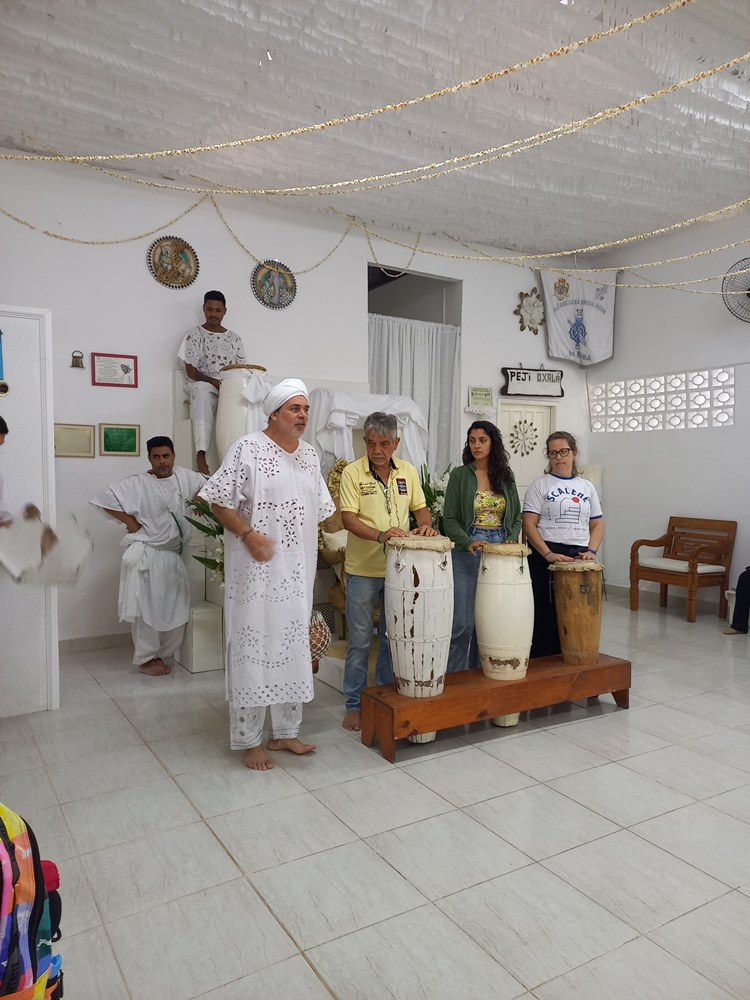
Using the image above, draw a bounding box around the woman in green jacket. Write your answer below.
[442,421,521,672]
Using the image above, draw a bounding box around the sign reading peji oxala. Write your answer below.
[500,366,564,398]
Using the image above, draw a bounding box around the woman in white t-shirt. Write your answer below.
[522,431,604,658]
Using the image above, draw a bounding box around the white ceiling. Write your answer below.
[2,0,749,254]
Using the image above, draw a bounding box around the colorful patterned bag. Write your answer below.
[0,803,62,999]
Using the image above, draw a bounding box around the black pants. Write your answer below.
[528,542,588,659]
[730,568,750,633]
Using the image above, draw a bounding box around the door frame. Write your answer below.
[0,305,58,714]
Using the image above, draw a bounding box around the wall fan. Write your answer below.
[721,259,750,322]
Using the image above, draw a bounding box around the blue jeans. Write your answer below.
[447,526,506,673]
[343,574,393,711]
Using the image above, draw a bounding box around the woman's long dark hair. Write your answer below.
[462,421,513,494]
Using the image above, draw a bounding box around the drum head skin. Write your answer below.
[219,363,268,373]
[481,543,531,557]
[386,535,453,553]
[549,561,604,572]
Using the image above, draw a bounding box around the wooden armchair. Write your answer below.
[630,516,737,623]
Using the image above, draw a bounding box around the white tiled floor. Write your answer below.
[3,591,750,998]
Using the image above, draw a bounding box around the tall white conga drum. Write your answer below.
[475,542,533,727]
[215,363,269,460]
[385,536,454,743]
[550,561,604,665]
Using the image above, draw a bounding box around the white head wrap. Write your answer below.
[262,377,309,416]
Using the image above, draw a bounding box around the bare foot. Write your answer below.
[342,709,361,732]
[267,738,316,755]
[138,658,171,676]
[244,746,273,770]
[196,452,210,476]
[724,627,747,635]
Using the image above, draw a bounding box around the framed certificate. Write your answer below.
[99,424,140,456]
[468,386,493,409]
[54,423,95,458]
[91,353,138,388]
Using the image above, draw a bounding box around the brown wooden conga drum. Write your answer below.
[549,561,604,665]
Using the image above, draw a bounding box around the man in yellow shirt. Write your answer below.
[339,412,437,731]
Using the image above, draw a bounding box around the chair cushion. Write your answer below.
[638,557,724,575]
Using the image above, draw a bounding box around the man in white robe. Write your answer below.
[91,436,206,675]
[178,290,247,475]
[200,379,334,770]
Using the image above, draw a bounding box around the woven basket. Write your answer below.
[309,609,332,659]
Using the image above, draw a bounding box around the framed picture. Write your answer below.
[91,353,138,388]
[99,423,140,457]
[468,386,494,409]
[54,423,95,458]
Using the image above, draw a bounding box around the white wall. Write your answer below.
[588,214,750,588]
[0,162,589,640]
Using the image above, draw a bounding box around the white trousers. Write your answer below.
[131,618,185,665]
[186,380,219,452]
[229,701,303,750]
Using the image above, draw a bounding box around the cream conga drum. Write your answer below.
[385,536,454,743]
[215,363,269,460]
[475,543,533,727]
[550,561,604,665]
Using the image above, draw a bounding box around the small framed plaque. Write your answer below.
[91,353,138,388]
[54,423,95,458]
[468,386,494,409]
[99,424,140,457]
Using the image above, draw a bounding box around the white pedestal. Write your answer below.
[176,601,224,673]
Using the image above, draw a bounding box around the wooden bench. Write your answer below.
[360,655,631,763]
[630,516,736,623]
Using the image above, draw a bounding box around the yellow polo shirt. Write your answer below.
[339,456,427,578]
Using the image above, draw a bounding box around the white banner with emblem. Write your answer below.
[539,271,616,367]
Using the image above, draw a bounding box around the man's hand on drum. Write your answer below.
[382,527,409,541]
[579,549,597,561]
[410,524,438,537]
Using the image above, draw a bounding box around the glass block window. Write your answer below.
[590,367,734,433]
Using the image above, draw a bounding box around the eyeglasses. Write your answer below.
[547,448,572,458]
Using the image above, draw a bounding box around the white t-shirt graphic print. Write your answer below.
[523,473,602,546]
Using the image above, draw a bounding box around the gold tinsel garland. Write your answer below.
[210,196,354,275]
[0,195,207,245]
[0,0,694,165]
[353,219,750,294]
[2,191,750,294]
[49,49,750,200]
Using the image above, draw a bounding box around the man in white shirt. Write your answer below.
[178,290,247,474]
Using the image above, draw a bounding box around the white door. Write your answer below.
[497,400,556,498]
[0,306,58,717]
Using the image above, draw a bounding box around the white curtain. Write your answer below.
[368,313,460,475]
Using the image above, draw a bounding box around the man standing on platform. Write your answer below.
[199,379,334,771]
[91,436,206,675]
[178,290,247,474]
[339,412,436,732]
